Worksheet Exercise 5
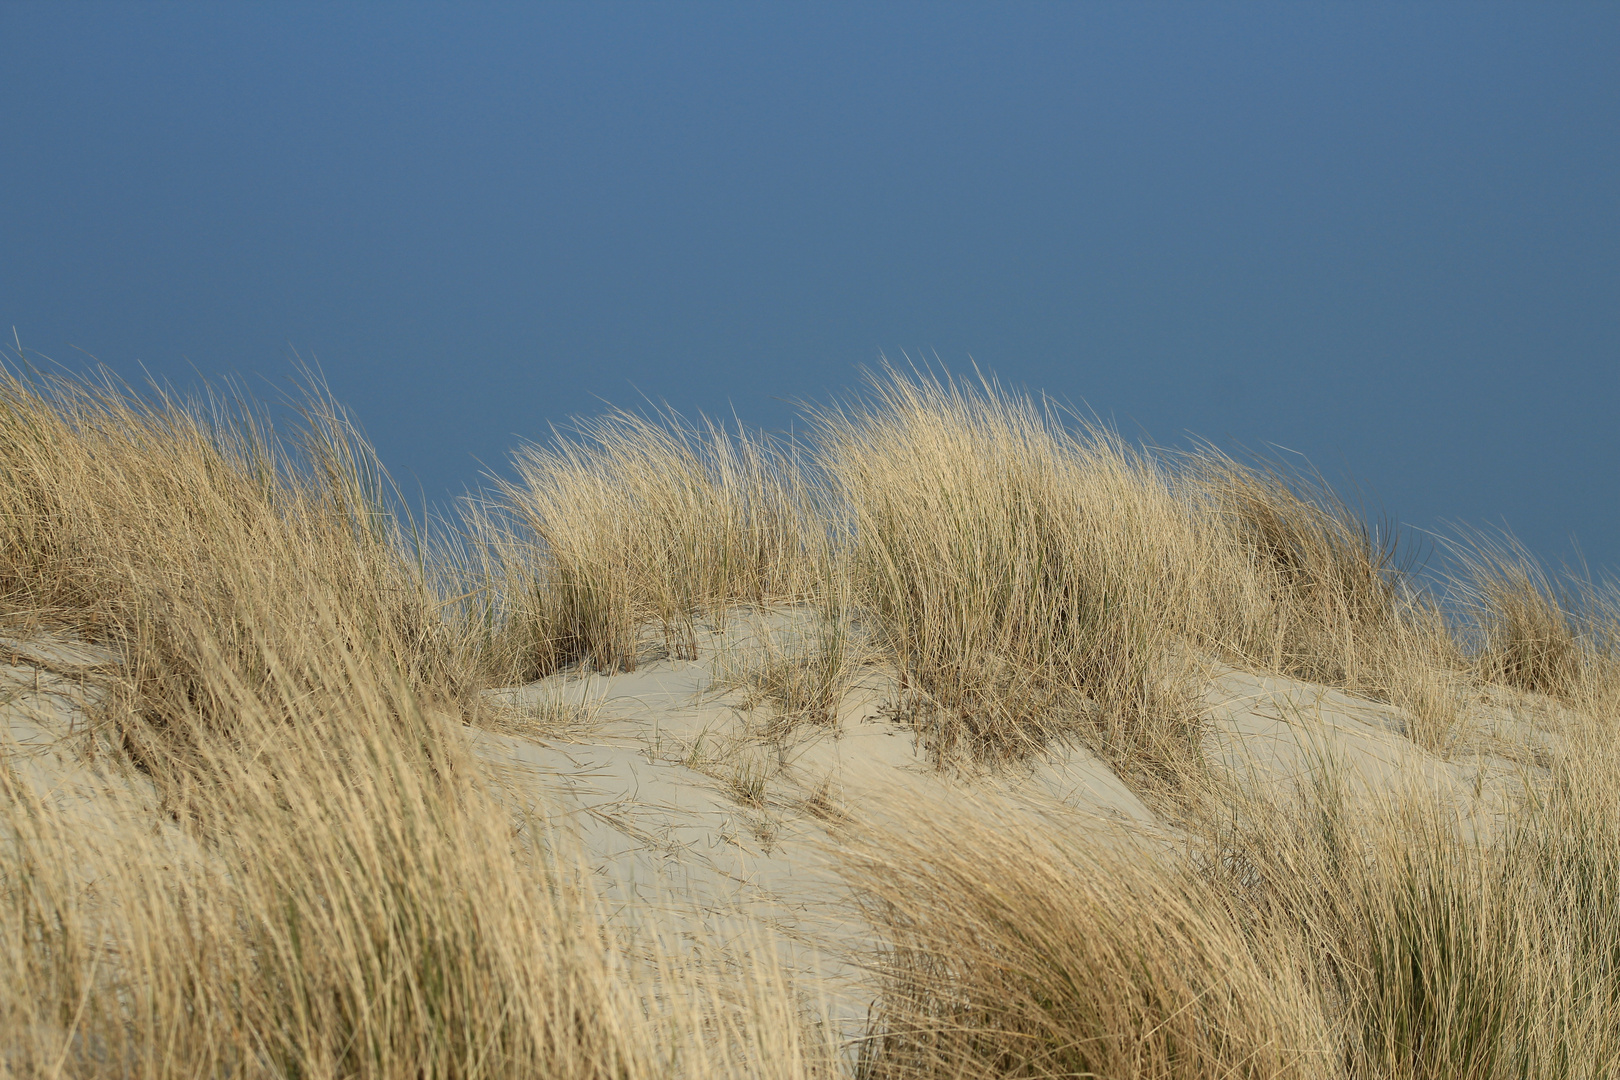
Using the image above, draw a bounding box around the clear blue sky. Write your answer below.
[4,4,1617,575]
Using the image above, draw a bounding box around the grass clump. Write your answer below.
[488,407,822,678]
[1191,743,1620,1080]
[2,612,835,1079]
[714,596,860,736]
[1188,449,1410,683]
[4,630,605,1077]
[810,364,1205,775]
[1446,528,1591,700]
[842,794,1334,1080]
[0,360,470,792]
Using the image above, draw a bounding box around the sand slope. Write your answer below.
[470,607,1559,1028]
[3,609,1562,1036]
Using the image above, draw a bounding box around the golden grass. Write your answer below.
[1191,741,1620,1079]
[1,615,836,1078]
[478,363,1464,779]
[841,794,1335,1080]
[807,365,1208,777]
[488,407,822,677]
[1445,528,1593,700]
[840,723,1620,1079]
[1185,447,1468,754]
[473,361,1620,1078]
[0,359,833,1079]
[714,606,859,734]
[0,362,469,782]
[8,352,1620,1077]
[1185,449,1409,682]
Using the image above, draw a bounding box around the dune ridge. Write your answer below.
[4,355,1619,1077]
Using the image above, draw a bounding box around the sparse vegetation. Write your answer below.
[712,601,859,736]
[6,349,1620,1077]
[727,754,771,809]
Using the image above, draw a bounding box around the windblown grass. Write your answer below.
[1186,448,1409,684]
[482,363,1464,779]
[9,350,1620,1078]
[842,794,1335,1080]
[715,605,859,735]
[487,407,822,678]
[808,365,1206,776]
[0,355,833,1078]
[1446,528,1593,700]
[1191,734,1620,1080]
[844,711,1620,1080]
[1185,447,1467,752]
[0,360,469,788]
[1,608,834,1079]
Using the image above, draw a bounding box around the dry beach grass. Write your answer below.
[5,355,1620,1077]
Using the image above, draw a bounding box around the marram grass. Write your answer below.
[4,352,1620,1077]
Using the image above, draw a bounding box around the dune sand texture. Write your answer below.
[4,607,1567,1057]
[467,606,1559,1035]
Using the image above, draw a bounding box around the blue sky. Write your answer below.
[3,4,1617,575]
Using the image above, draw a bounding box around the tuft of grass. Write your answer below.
[727,756,771,809]
[1387,656,1470,755]
[809,363,1206,778]
[0,358,471,795]
[1446,529,1589,700]
[717,602,860,738]
[480,678,609,738]
[491,407,823,676]
[1190,450,1405,681]
[1178,445,1466,701]
[841,793,1334,1080]
[802,780,848,826]
[1188,730,1620,1080]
